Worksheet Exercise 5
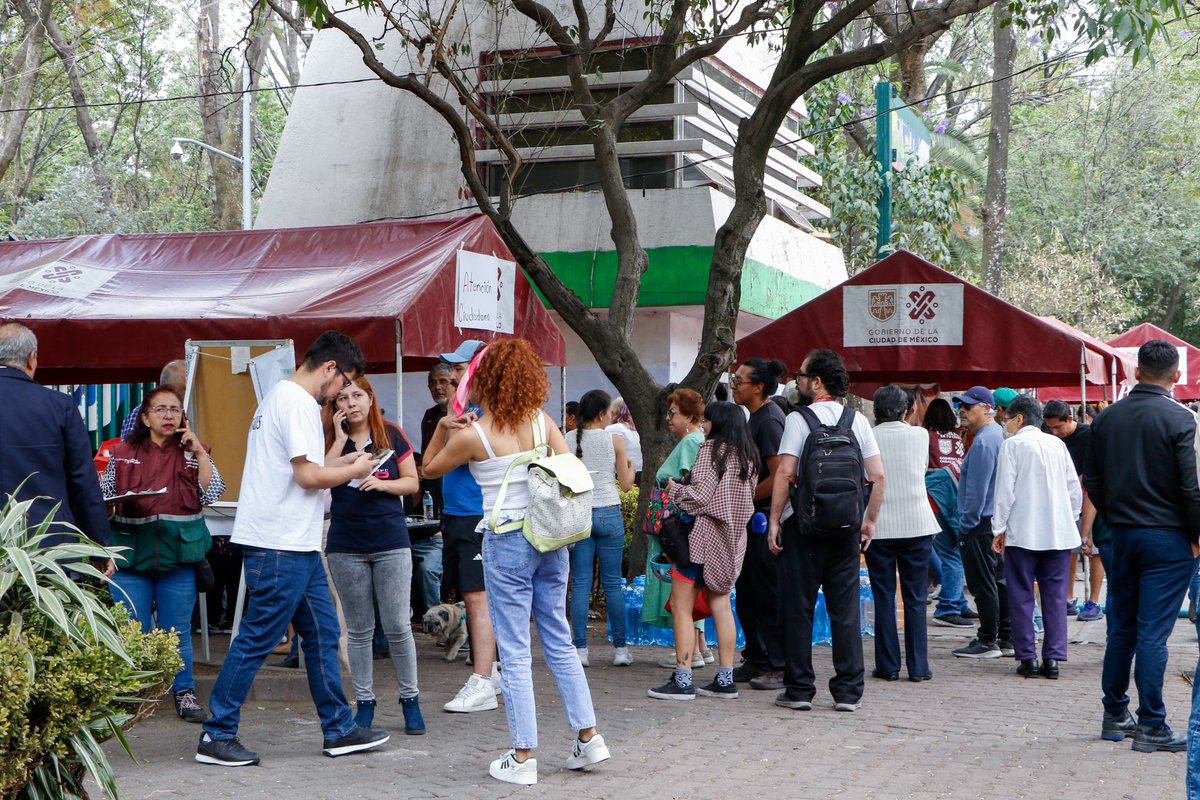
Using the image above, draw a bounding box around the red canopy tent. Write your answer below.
[735,250,1131,389]
[1040,322,1200,402]
[1033,317,1136,403]
[0,214,565,386]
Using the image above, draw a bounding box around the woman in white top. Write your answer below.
[565,390,635,667]
[867,385,941,682]
[605,397,643,474]
[422,339,610,787]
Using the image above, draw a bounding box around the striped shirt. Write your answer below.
[873,421,940,540]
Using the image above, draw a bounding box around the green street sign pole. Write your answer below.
[875,81,893,259]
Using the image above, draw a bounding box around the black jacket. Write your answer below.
[1083,383,1200,542]
[0,366,111,546]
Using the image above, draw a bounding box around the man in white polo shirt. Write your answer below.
[197,331,388,767]
[767,348,885,713]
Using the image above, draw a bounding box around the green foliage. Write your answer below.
[0,491,180,799]
[620,486,640,556]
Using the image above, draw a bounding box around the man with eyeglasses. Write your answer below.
[198,331,390,768]
[0,322,113,572]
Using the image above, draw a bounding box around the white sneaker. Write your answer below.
[489,750,537,785]
[659,654,706,669]
[443,673,498,713]
[700,647,715,665]
[612,647,633,667]
[577,647,590,667]
[490,661,503,696]
[565,733,611,770]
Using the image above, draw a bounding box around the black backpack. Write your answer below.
[790,405,871,537]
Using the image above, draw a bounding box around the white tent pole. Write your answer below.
[1080,344,1087,414]
[395,319,404,424]
[1111,357,1117,401]
[560,366,567,426]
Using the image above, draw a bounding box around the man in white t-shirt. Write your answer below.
[767,349,885,713]
[198,331,388,768]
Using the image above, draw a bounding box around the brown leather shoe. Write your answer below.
[748,670,784,690]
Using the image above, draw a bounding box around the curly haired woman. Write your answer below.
[422,339,611,787]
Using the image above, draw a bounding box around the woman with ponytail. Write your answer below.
[564,390,635,666]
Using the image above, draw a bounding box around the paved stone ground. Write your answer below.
[101,608,1198,800]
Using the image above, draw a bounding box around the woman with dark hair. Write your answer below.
[866,386,940,682]
[923,397,965,471]
[422,339,610,787]
[642,388,708,655]
[322,376,424,735]
[649,400,758,700]
[564,389,635,666]
[102,384,226,723]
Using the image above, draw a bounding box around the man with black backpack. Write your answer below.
[767,349,885,712]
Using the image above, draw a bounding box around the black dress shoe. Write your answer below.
[908,671,933,682]
[1039,659,1060,679]
[871,669,899,681]
[271,652,300,669]
[1016,659,1040,678]
[1101,710,1138,741]
[1132,724,1187,753]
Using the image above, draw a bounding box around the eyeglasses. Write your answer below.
[151,405,182,417]
[336,367,353,390]
[728,375,747,387]
[666,408,680,419]
[794,371,813,380]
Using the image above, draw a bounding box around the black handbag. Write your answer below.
[659,512,695,569]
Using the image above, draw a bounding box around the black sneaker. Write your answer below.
[997,640,1016,657]
[195,733,260,767]
[952,639,1002,659]
[961,608,980,620]
[322,725,390,758]
[774,688,813,710]
[648,677,695,701]
[931,614,974,628]
[1131,724,1187,753]
[731,663,764,683]
[174,688,209,723]
[696,680,738,700]
[1101,710,1138,742]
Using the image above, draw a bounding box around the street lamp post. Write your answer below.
[171,62,252,230]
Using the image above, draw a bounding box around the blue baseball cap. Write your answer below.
[952,386,995,407]
[439,339,486,364]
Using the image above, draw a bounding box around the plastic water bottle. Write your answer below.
[859,568,875,637]
[813,590,830,645]
[422,491,434,520]
[625,576,647,646]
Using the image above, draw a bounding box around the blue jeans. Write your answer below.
[1102,527,1197,729]
[1189,657,1200,800]
[110,566,197,692]
[932,528,968,618]
[410,534,443,616]
[568,506,627,649]
[203,547,355,741]
[483,530,596,750]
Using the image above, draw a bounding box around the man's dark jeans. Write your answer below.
[736,523,785,670]
[1102,526,1197,729]
[960,517,1010,644]
[779,518,864,704]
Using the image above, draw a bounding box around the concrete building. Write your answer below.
[257,1,846,429]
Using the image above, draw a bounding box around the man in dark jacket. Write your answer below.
[0,323,112,568]
[1084,339,1200,753]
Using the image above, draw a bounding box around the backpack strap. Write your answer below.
[796,405,821,434]
[835,404,855,431]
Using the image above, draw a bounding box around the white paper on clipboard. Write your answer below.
[249,346,296,402]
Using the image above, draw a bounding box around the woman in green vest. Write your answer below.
[102,384,226,723]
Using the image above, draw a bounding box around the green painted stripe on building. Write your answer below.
[537,246,826,319]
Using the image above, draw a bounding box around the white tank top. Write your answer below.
[468,413,547,529]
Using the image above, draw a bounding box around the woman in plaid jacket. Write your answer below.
[649,401,759,701]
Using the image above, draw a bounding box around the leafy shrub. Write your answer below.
[0,491,181,799]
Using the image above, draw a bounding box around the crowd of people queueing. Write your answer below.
[3,319,1200,791]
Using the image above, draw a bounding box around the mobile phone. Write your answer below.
[341,419,350,434]
[372,448,395,464]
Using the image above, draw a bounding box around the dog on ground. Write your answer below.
[422,601,468,661]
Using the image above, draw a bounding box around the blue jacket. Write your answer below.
[958,421,1003,532]
[0,366,111,546]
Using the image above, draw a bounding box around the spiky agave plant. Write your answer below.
[0,486,180,800]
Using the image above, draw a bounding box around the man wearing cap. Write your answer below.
[993,387,1018,425]
[437,340,501,713]
[951,386,1013,659]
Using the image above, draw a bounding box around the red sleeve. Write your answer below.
[388,424,414,462]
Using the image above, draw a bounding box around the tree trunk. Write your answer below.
[43,12,111,202]
[197,2,243,230]
[0,0,50,183]
[980,5,1015,293]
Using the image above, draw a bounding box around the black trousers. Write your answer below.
[865,536,933,678]
[736,523,785,669]
[779,517,864,704]
[959,517,1011,644]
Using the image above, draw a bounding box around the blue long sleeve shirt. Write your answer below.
[958,421,1003,531]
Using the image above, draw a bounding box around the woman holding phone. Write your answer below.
[322,376,425,735]
[103,384,226,723]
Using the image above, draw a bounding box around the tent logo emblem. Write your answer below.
[907,287,938,323]
[868,290,896,322]
[40,265,83,284]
